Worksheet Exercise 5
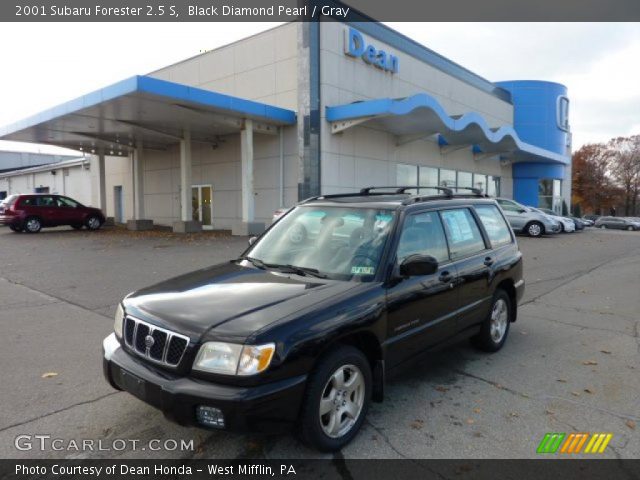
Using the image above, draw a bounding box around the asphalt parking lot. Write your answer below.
[0,226,638,459]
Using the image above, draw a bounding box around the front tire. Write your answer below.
[297,346,372,452]
[85,215,102,231]
[23,217,42,233]
[627,226,633,231]
[600,225,606,229]
[472,289,512,352]
[525,221,544,237]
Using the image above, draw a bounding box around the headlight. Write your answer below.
[114,303,124,338]
[193,342,275,376]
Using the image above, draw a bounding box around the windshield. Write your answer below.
[244,205,396,281]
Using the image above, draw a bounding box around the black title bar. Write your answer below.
[3,0,640,22]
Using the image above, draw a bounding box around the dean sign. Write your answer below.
[344,27,399,74]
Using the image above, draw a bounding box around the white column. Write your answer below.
[180,131,192,222]
[241,119,254,223]
[133,143,145,220]
[97,150,107,212]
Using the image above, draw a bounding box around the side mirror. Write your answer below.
[518,208,527,213]
[248,236,257,246]
[399,254,438,277]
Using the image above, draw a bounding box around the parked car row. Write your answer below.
[493,198,628,237]
[0,194,105,233]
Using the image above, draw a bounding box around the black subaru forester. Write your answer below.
[103,187,524,451]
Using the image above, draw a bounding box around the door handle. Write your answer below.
[439,271,453,283]
[484,257,494,267]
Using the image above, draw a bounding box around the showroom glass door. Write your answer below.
[191,185,213,229]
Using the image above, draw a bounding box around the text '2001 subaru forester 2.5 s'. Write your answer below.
[103,186,525,451]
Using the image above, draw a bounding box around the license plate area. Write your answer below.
[120,368,147,399]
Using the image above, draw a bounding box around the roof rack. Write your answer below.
[299,185,489,205]
[359,185,455,196]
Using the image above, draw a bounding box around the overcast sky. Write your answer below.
[0,22,638,156]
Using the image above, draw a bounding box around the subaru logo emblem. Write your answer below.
[145,335,155,349]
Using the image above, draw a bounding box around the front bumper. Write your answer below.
[546,222,561,234]
[102,334,307,433]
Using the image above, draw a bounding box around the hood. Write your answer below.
[122,261,360,342]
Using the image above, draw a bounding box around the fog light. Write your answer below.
[196,406,225,428]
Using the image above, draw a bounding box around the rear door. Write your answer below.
[385,210,459,367]
[439,207,493,333]
[35,196,58,226]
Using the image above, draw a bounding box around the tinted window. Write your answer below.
[57,196,79,208]
[19,197,36,207]
[396,211,449,263]
[475,205,513,247]
[440,209,487,259]
[36,196,55,207]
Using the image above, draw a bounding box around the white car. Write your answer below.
[529,207,575,233]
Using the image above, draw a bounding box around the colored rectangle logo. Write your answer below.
[537,433,612,454]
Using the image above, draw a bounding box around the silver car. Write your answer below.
[534,207,576,233]
[496,198,561,237]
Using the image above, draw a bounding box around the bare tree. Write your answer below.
[608,135,640,215]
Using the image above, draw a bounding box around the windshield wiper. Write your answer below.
[241,257,327,278]
[242,256,268,270]
[278,264,328,279]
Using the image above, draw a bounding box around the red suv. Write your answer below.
[0,194,105,233]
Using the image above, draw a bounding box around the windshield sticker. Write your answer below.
[351,266,375,275]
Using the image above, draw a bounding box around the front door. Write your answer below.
[191,185,213,229]
[385,210,459,368]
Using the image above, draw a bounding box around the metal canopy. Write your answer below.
[0,76,297,154]
[326,93,569,165]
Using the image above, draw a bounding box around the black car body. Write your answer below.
[103,188,525,451]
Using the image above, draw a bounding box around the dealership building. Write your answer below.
[0,20,571,233]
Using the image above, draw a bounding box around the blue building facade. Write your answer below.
[496,81,571,210]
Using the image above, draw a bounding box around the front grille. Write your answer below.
[123,316,190,368]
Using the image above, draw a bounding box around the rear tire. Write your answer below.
[472,289,512,352]
[23,217,42,233]
[627,226,633,231]
[9,225,22,233]
[85,215,102,231]
[525,221,544,237]
[71,224,83,230]
[297,345,372,452]
[600,225,606,229]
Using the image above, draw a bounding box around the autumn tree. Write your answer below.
[571,143,617,214]
[608,135,640,215]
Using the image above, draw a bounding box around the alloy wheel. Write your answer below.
[319,364,365,438]
[87,216,101,230]
[26,218,41,232]
[528,223,542,237]
[489,298,509,343]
